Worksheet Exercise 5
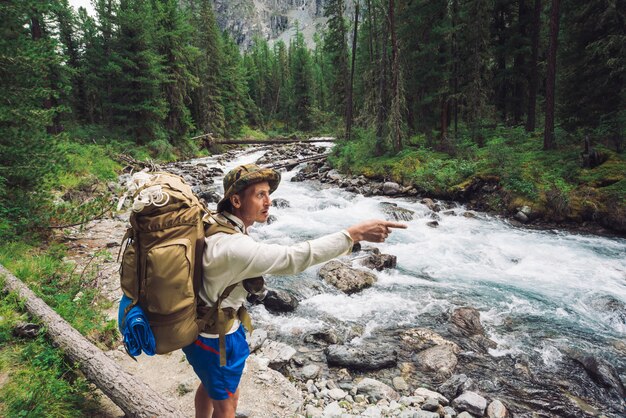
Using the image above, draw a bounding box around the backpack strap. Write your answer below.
[197,212,258,366]
[197,283,244,366]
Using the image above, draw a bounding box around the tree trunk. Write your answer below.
[525,0,541,132]
[388,0,402,153]
[0,264,185,418]
[543,0,560,150]
[513,0,528,125]
[346,2,359,141]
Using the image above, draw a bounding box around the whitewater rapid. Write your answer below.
[196,147,626,372]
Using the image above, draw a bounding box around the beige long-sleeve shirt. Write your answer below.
[199,212,353,336]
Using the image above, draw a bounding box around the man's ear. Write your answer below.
[231,194,241,209]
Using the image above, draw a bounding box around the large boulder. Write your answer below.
[356,378,399,401]
[568,350,626,397]
[262,289,299,313]
[359,251,397,271]
[383,181,403,195]
[256,340,297,371]
[325,344,397,371]
[414,344,458,376]
[318,260,377,294]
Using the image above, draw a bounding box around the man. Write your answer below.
[183,164,406,418]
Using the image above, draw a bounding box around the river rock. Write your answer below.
[487,399,508,418]
[567,350,626,397]
[383,181,403,195]
[326,169,344,182]
[247,329,268,352]
[414,388,449,405]
[359,252,397,271]
[427,221,439,228]
[401,328,461,353]
[392,376,409,391]
[457,412,474,418]
[452,391,487,417]
[256,340,296,370]
[513,210,529,223]
[414,411,440,418]
[357,378,399,401]
[421,198,441,212]
[262,289,298,313]
[325,344,397,371]
[301,364,321,380]
[421,397,440,411]
[328,388,347,400]
[304,329,340,345]
[415,344,458,376]
[379,202,415,221]
[271,198,291,208]
[438,374,475,399]
[266,214,278,224]
[318,260,377,294]
[322,401,343,417]
[450,307,485,336]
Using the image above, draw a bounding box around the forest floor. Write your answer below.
[62,215,302,418]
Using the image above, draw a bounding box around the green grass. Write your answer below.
[0,243,115,417]
[331,126,626,223]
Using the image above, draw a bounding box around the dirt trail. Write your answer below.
[63,215,303,417]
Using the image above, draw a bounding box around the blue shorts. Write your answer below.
[182,325,250,400]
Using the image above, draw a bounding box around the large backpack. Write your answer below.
[119,172,207,354]
[118,172,266,357]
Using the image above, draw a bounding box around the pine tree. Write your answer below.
[152,0,198,143]
[398,0,451,138]
[543,0,560,150]
[559,0,625,148]
[221,32,250,136]
[189,0,226,136]
[458,0,493,144]
[289,28,314,130]
[0,0,66,233]
[323,0,350,118]
[109,0,166,143]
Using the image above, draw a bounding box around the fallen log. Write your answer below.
[204,138,335,146]
[266,153,329,170]
[0,264,184,418]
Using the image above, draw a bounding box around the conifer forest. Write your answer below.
[1,0,625,236]
[0,1,625,416]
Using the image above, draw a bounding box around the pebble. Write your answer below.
[487,399,508,418]
[414,388,449,405]
[328,388,347,400]
[392,376,409,391]
[323,401,343,417]
[302,364,321,380]
[421,397,440,411]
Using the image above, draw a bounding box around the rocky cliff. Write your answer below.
[210,0,353,49]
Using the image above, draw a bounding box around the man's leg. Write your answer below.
[210,389,239,418]
[194,383,213,418]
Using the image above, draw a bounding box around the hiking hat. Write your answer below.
[217,164,281,212]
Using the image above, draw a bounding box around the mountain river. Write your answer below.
[181,145,626,416]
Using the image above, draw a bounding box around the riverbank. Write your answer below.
[329,128,626,237]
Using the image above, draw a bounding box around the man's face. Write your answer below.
[232,181,272,227]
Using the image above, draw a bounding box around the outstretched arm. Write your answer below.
[346,219,407,243]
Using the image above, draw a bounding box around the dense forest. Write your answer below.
[0,1,624,415]
[1,0,625,237]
